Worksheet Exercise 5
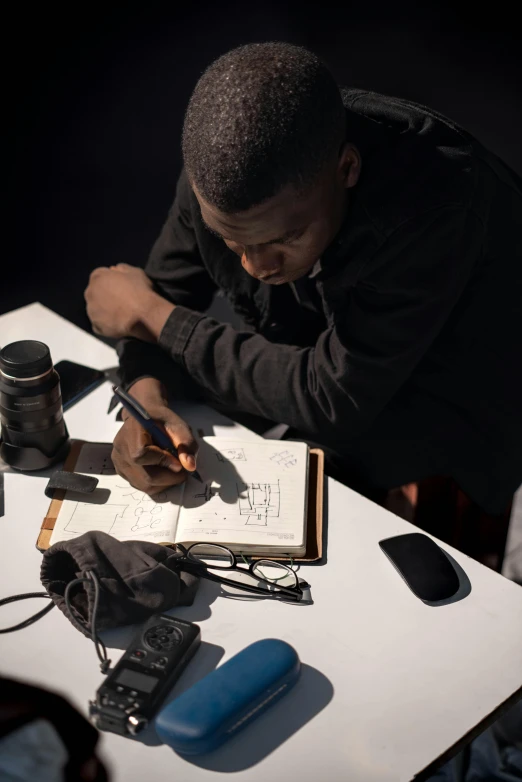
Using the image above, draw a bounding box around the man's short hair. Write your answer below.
[182,42,345,213]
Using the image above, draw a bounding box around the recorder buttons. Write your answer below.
[144,624,183,652]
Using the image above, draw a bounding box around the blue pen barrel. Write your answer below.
[113,386,202,480]
[143,420,177,454]
[113,388,178,456]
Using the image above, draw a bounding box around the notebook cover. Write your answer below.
[37,442,325,562]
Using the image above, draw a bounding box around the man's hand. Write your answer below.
[84,263,172,340]
[112,378,198,493]
[85,263,154,339]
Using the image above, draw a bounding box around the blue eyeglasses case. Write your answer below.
[155,638,300,755]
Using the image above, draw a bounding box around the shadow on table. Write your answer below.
[100,579,222,654]
[302,475,329,569]
[321,476,329,566]
[422,550,472,607]
[172,662,334,772]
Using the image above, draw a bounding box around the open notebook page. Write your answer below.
[176,437,309,551]
[49,443,183,546]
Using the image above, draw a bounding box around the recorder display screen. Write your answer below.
[114,668,159,693]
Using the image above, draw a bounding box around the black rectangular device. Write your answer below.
[89,614,201,736]
[55,360,106,411]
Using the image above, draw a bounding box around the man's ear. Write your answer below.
[337,143,361,189]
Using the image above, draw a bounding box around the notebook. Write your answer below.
[40,437,324,559]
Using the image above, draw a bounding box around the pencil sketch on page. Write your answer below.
[269,450,298,469]
[50,442,183,545]
[64,503,128,535]
[216,447,247,463]
[238,480,280,526]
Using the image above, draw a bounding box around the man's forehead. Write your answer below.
[194,182,318,243]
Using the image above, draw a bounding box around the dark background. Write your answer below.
[4,1,521,331]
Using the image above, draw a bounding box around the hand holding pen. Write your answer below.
[112,385,202,485]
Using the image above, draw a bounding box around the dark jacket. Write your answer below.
[119,89,522,513]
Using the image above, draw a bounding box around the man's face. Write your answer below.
[194,145,360,285]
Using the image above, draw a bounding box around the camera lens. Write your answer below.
[0,340,53,378]
[0,340,69,470]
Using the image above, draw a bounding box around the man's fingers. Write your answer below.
[143,465,186,490]
[113,409,199,487]
[88,266,108,282]
[131,429,182,471]
[176,447,197,471]
[115,461,185,493]
[164,420,199,471]
[134,445,183,472]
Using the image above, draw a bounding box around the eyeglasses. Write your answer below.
[175,544,309,603]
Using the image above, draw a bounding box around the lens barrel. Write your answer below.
[0,341,69,470]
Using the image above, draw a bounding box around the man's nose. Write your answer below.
[242,247,283,279]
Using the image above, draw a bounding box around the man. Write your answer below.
[85,42,522,513]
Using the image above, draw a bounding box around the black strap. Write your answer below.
[44,471,99,498]
[0,592,54,633]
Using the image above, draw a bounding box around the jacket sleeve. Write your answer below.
[117,169,217,390]
[156,207,483,445]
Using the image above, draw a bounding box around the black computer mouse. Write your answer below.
[379,532,460,602]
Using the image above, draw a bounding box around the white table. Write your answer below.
[1,303,521,782]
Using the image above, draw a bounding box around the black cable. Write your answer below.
[89,571,111,674]
[1,573,111,674]
[64,571,111,674]
[0,592,54,633]
[63,578,92,635]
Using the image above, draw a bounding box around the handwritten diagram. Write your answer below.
[216,448,247,463]
[116,486,168,532]
[130,502,164,532]
[64,503,128,535]
[63,489,170,536]
[269,450,298,469]
[49,442,184,546]
[194,484,220,503]
[237,480,280,526]
[52,439,307,546]
[188,479,281,527]
[192,483,226,523]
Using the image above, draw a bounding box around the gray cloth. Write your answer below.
[41,530,199,635]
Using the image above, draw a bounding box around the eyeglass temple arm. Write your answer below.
[193,568,303,601]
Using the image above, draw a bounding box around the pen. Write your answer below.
[104,367,122,414]
[107,394,119,415]
[112,386,202,482]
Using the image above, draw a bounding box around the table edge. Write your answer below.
[412,682,522,781]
